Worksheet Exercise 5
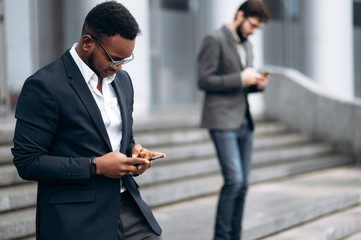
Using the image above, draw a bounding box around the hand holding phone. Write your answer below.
[259,70,272,76]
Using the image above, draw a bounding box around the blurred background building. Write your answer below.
[0,0,360,117]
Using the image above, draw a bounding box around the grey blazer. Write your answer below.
[197,25,261,131]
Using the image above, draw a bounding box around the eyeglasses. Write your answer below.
[91,36,134,67]
[246,18,262,30]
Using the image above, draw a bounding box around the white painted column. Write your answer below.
[303,0,354,97]
[207,0,244,31]
[120,0,151,117]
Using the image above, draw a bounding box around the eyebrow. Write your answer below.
[109,52,132,61]
[111,55,124,61]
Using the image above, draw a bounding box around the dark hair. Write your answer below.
[236,0,270,23]
[82,1,140,40]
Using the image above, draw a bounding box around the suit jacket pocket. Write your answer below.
[50,190,95,204]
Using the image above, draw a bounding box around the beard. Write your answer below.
[236,20,247,42]
[87,52,101,77]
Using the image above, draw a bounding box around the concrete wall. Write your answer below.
[264,67,361,162]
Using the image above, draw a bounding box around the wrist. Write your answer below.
[90,156,97,177]
[241,72,247,86]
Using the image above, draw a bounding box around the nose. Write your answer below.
[113,64,122,71]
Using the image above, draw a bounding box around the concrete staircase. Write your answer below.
[0,112,359,240]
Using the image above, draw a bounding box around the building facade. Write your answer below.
[0,0,360,118]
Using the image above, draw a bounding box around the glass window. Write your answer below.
[0,0,9,117]
[354,1,361,98]
[263,0,303,70]
[263,0,286,67]
[149,0,201,107]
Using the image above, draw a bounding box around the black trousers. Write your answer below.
[117,191,162,240]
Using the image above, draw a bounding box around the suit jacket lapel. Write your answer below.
[62,51,112,151]
[244,41,253,67]
[221,26,242,68]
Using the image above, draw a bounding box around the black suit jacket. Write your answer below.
[12,51,161,240]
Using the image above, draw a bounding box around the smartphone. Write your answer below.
[259,70,272,76]
[149,154,165,161]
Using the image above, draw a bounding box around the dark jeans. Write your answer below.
[210,120,253,240]
[117,191,162,240]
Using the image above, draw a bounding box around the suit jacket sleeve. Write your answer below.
[198,35,244,92]
[12,76,90,184]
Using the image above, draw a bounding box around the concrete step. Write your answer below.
[20,236,35,240]
[0,208,35,240]
[19,236,35,240]
[0,116,354,240]
[2,153,350,215]
[253,142,334,167]
[142,174,222,208]
[252,154,353,183]
[0,122,297,166]
[1,141,348,213]
[143,140,336,169]
[0,134,332,176]
[134,121,291,148]
[345,231,361,239]
[0,120,14,146]
[253,132,312,150]
[0,164,23,187]
[140,154,352,208]
[133,113,200,133]
[137,130,312,155]
[153,166,361,240]
[0,183,37,213]
[264,205,361,240]
[132,112,288,136]
[135,128,209,148]
[0,120,297,163]
[0,132,322,188]
[138,148,350,188]
[0,145,12,165]
[2,166,360,240]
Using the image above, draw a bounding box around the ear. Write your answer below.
[236,10,245,21]
[80,35,95,53]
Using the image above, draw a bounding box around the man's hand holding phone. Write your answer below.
[256,70,272,89]
[259,70,272,76]
[131,144,166,176]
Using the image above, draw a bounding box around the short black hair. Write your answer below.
[236,0,270,23]
[82,1,141,40]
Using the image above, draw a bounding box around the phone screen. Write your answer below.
[149,154,165,161]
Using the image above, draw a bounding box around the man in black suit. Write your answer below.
[197,1,270,239]
[12,2,164,240]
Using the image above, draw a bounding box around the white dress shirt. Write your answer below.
[70,43,122,151]
[70,44,126,192]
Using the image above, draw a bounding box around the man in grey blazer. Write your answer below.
[197,1,269,239]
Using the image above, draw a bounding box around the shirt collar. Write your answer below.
[69,43,116,84]
[224,24,241,43]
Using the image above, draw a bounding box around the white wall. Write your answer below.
[120,0,151,117]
